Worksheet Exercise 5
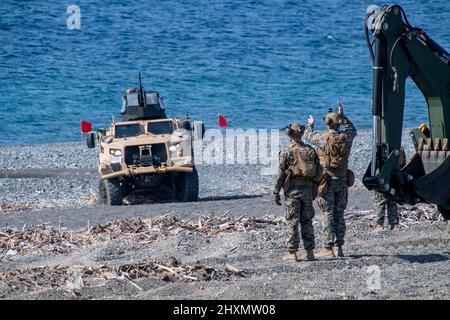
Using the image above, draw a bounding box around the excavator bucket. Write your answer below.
[415,143,450,203]
[414,140,450,219]
[363,4,450,221]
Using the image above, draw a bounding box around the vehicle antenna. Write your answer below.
[138,72,146,107]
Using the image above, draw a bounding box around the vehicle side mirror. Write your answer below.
[97,128,106,136]
[101,135,114,143]
[179,120,191,130]
[86,132,96,149]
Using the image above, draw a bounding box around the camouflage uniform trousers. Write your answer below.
[284,186,316,252]
[317,177,348,249]
[373,191,399,225]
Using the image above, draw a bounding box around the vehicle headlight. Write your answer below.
[109,149,122,156]
[169,145,177,152]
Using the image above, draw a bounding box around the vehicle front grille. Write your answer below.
[151,144,168,165]
[111,163,121,172]
[124,146,140,166]
[124,144,168,166]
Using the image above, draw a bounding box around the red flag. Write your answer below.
[218,113,228,127]
[81,120,93,134]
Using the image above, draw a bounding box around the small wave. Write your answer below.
[0,23,10,31]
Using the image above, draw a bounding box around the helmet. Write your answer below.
[285,123,305,138]
[323,112,341,127]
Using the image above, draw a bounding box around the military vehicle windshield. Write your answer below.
[147,121,174,135]
[115,124,141,138]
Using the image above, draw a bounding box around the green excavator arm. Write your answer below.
[362,4,450,220]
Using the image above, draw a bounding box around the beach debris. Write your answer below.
[224,263,246,277]
[88,214,283,242]
[0,214,284,256]
[0,224,91,255]
[398,206,444,223]
[0,203,35,212]
[65,267,84,291]
[0,259,243,294]
[85,190,99,205]
[345,205,444,224]
[5,249,18,256]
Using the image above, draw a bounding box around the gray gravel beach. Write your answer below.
[0,129,416,212]
[0,129,448,300]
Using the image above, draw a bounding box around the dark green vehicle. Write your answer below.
[362,4,450,223]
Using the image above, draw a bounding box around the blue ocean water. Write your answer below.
[0,0,449,144]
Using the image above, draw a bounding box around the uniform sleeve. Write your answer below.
[274,150,288,193]
[341,116,357,147]
[304,124,327,149]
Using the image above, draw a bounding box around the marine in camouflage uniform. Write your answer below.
[304,103,357,258]
[373,192,399,229]
[273,124,322,262]
[373,147,406,232]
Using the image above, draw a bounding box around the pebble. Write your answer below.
[6,249,18,256]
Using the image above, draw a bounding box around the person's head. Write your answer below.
[126,87,136,94]
[285,123,305,142]
[323,112,340,130]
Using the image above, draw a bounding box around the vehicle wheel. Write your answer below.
[99,179,107,204]
[99,178,123,205]
[122,179,134,197]
[175,167,199,202]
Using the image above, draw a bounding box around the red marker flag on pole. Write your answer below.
[218,113,228,127]
[81,120,93,134]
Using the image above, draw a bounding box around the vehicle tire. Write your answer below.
[99,179,107,204]
[175,167,199,202]
[122,179,134,197]
[99,178,123,205]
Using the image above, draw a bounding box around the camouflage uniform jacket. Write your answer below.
[274,141,322,194]
[304,115,357,173]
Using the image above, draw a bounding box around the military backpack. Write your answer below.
[288,144,319,178]
[324,132,350,173]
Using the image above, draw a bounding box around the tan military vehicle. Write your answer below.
[86,76,204,205]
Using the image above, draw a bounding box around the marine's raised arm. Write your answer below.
[304,115,327,149]
[338,102,357,145]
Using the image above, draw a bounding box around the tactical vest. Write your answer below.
[323,131,350,177]
[288,144,318,179]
